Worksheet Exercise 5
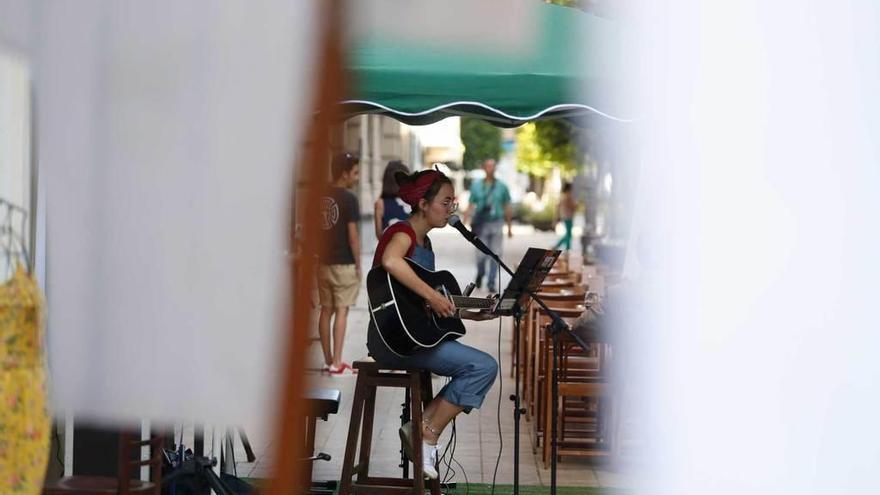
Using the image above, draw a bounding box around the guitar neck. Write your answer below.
[450,295,495,310]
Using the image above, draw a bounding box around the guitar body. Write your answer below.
[367,258,467,356]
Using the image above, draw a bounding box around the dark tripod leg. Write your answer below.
[194,424,204,456]
[223,428,236,475]
[237,427,257,463]
[163,455,241,495]
[202,462,237,495]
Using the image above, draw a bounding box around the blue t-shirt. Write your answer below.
[381,196,410,231]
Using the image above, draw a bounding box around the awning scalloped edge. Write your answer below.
[339,99,635,125]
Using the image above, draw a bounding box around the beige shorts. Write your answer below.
[317,264,360,307]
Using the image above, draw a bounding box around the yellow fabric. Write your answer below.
[0,265,50,494]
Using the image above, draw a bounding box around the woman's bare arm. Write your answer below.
[374,199,384,239]
[381,232,455,317]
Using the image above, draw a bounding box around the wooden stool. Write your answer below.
[303,388,341,494]
[338,360,441,495]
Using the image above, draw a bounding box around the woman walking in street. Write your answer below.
[554,182,577,251]
[373,160,411,240]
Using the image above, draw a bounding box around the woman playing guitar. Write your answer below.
[367,169,499,480]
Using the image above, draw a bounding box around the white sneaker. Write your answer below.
[421,441,440,480]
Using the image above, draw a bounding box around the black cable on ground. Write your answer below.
[439,377,469,494]
[448,419,471,495]
[491,266,504,495]
[439,377,457,486]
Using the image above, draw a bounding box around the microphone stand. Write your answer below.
[467,234,571,495]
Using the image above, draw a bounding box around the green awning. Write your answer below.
[341,3,631,127]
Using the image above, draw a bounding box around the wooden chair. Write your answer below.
[530,301,590,450]
[541,322,614,467]
[523,264,586,411]
[540,276,577,291]
[519,267,585,415]
[44,431,164,495]
[509,265,582,378]
[522,288,586,422]
[554,252,584,273]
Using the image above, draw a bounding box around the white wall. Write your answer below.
[627,2,880,494]
[0,49,32,259]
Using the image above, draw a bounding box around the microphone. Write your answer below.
[447,215,493,255]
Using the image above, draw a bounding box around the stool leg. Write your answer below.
[420,371,433,404]
[356,384,377,484]
[421,372,441,495]
[401,387,411,479]
[409,373,426,489]
[304,416,317,488]
[339,375,367,495]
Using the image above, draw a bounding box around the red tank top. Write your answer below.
[372,222,431,268]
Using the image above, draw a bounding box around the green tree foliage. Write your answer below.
[515,123,550,177]
[515,120,580,177]
[460,117,501,170]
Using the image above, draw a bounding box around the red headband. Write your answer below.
[399,171,442,207]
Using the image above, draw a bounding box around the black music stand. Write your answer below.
[482,247,593,495]
[493,248,560,317]
[484,248,557,495]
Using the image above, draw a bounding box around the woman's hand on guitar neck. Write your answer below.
[460,293,498,321]
[427,292,456,318]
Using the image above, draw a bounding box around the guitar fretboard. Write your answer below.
[449,296,495,309]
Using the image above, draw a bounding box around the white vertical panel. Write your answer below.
[629,1,880,494]
[63,412,73,476]
[0,49,32,274]
[37,0,318,425]
[140,419,149,481]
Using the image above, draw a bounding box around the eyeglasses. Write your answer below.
[443,200,459,213]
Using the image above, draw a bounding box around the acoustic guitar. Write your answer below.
[367,258,495,355]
